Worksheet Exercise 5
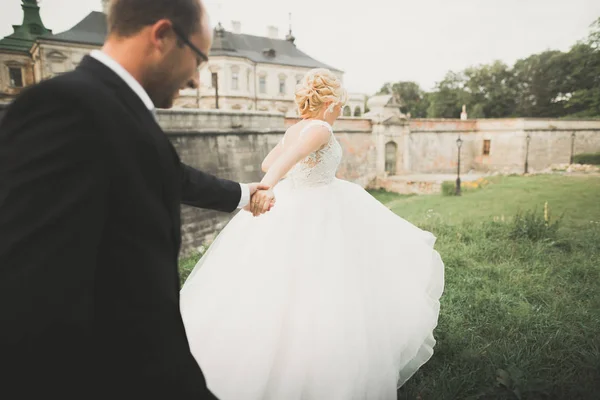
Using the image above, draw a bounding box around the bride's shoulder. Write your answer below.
[282,120,331,147]
[298,120,332,135]
[299,121,330,139]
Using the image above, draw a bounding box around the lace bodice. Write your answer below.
[284,120,342,188]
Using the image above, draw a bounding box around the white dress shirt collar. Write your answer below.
[89,50,155,111]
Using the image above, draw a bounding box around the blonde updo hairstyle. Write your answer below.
[295,68,348,119]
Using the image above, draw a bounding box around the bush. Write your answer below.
[509,202,561,242]
[441,177,491,196]
[441,181,457,196]
[573,153,600,165]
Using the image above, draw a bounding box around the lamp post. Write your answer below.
[456,136,463,196]
[570,132,576,164]
[524,133,531,174]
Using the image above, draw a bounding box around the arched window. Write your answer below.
[385,141,398,175]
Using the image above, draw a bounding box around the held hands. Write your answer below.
[245,183,276,216]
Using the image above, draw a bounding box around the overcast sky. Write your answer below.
[2,0,599,94]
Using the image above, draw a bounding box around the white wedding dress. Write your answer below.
[180,119,445,400]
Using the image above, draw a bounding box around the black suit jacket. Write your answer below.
[0,56,241,399]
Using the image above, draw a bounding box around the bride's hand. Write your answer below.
[250,189,275,216]
[247,182,270,195]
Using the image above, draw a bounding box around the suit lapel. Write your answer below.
[77,56,182,256]
[77,56,154,126]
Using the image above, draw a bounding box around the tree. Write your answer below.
[512,50,570,117]
[373,15,600,119]
[561,18,600,117]
[588,17,600,49]
[463,61,517,118]
[426,71,469,118]
[377,81,430,117]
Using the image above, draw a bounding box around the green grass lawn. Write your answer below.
[370,175,600,399]
[179,174,600,399]
[381,174,600,230]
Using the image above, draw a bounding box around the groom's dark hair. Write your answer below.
[106,0,203,39]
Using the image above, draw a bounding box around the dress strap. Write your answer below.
[299,119,333,136]
[283,120,333,146]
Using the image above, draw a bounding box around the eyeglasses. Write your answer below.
[172,24,209,68]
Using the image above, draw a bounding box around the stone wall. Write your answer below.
[158,110,376,255]
[517,120,600,172]
[405,118,600,174]
[160,109,283,256]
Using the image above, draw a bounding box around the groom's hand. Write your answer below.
[244,183,275,216]
[247,188,275,217]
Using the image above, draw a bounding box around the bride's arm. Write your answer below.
[249,126,330,215]
[261,142,283,172]
[260,126,330,188]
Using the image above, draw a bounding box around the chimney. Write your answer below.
[267,26,278,39]
[286,13,296,45]
[101,0,110,14]
[231,20,241,34]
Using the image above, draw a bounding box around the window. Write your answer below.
[385,141,397,175]
[47,51,68,75]
[259,76,266,93]
[483,139,491,156]
[9,67,23,87]
[231,72,239,90]
[354,106,362,117]
[247,69,251,91]
[343,106,351,116]
[296,75,303,85]
[279,78,286,95]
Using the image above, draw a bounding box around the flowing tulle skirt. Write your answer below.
[180,178,444,400]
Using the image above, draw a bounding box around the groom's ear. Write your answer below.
[149,19,178,53]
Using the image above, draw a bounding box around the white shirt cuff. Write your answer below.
[237,183,250,208]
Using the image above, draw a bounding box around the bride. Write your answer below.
[180,68,445,400]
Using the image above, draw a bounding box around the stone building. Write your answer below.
[0,0,367,115]
[0,0,52,101]
[343,92,368,117]
[177,20,345,116]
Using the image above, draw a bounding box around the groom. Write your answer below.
[0,0,270,398]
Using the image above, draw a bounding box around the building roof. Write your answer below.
[36,11,341,72]
[0,0,52,54]
[39,11,107,46]
[211,24,342,72]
